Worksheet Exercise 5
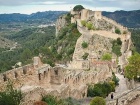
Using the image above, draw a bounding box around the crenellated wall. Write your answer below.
[0,56,112,105]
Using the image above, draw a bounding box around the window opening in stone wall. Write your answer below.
[54,70,58,75]
[15,72,18,78]
[23,67,27,74]
[44,71,46,77]
[3,74,7,81]
[39,73,41,80]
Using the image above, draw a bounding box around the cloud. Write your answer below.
[0,0,139,14]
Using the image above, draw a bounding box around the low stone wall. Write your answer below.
[107,87,140,105]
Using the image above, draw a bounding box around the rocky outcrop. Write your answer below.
[55,15,67,37]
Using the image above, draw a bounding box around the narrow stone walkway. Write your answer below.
[107,73,129,100]
[115,74,128,94]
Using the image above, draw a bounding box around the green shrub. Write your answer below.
[116,38,122,45]
[65,13,72,23]
[115,28,121,34]
[56,54,62,60]
[73,5,84,11]
[102,53,112,61]
[112,38,122,56]
[42,58,55,67]
[67,47,75,55]
[82,41,88,48]
[112,73,119,85]
[81,20,86,26]
[109,81,115,92]
[86,22,93,30]
[0,81,23,105]
[87,82,113,98]
[82,53,89,60]
[112,45,121,56]
[90,96,106,105]
[42,95,66,105]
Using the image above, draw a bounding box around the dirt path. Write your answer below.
[115,74,128,94]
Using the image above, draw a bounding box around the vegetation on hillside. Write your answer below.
[42,95,80,105]
[0,11,67,24]
[0,81,22,105]
[0,26,55,72]
[87,82,113,98]
[101,53,112,61]
[115,28,121,34]
[90,96,106,105]
[124,53,140,80]
[51,23,81,63]
[87,73,118,98]
[130,29,140,53]
[0,13,81,72]
[112,38,122,56]
[82,41,88,48]
[86,22,94,30]
[82,53,89,60]
[81,20,86,26]
[103,10,140,28]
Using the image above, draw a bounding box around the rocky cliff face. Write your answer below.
[73,31,113,61]
[55,15,67,37]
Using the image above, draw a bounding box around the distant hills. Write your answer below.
[0,11,67,23]
[103,10,140,28]
[0,10,139,28]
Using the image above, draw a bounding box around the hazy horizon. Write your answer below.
[0,0,140,14]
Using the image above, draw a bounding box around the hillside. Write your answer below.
[0,26,56,72]
[0,36,14,48]
[0,11,67,23]
[0,9,140,72]
[0,5,134,105]
[103,10,140,28]
[0,11,67,49]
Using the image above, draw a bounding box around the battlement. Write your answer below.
[0,64,34,83]
[71,9,102,23]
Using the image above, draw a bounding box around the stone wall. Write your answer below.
[107,86,140,105]
[0,56,112,105]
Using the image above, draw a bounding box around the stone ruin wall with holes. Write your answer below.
[0,56,113,105]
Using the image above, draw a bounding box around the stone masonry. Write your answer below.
[0,57,112,105]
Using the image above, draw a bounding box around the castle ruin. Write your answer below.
[0,8,133,105]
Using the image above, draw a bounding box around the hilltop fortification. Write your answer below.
[68,8,132,70]
[0,7,133,105]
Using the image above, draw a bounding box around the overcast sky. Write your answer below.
[0,0,140,14]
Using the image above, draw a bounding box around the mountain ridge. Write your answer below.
[0,10,140,28]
